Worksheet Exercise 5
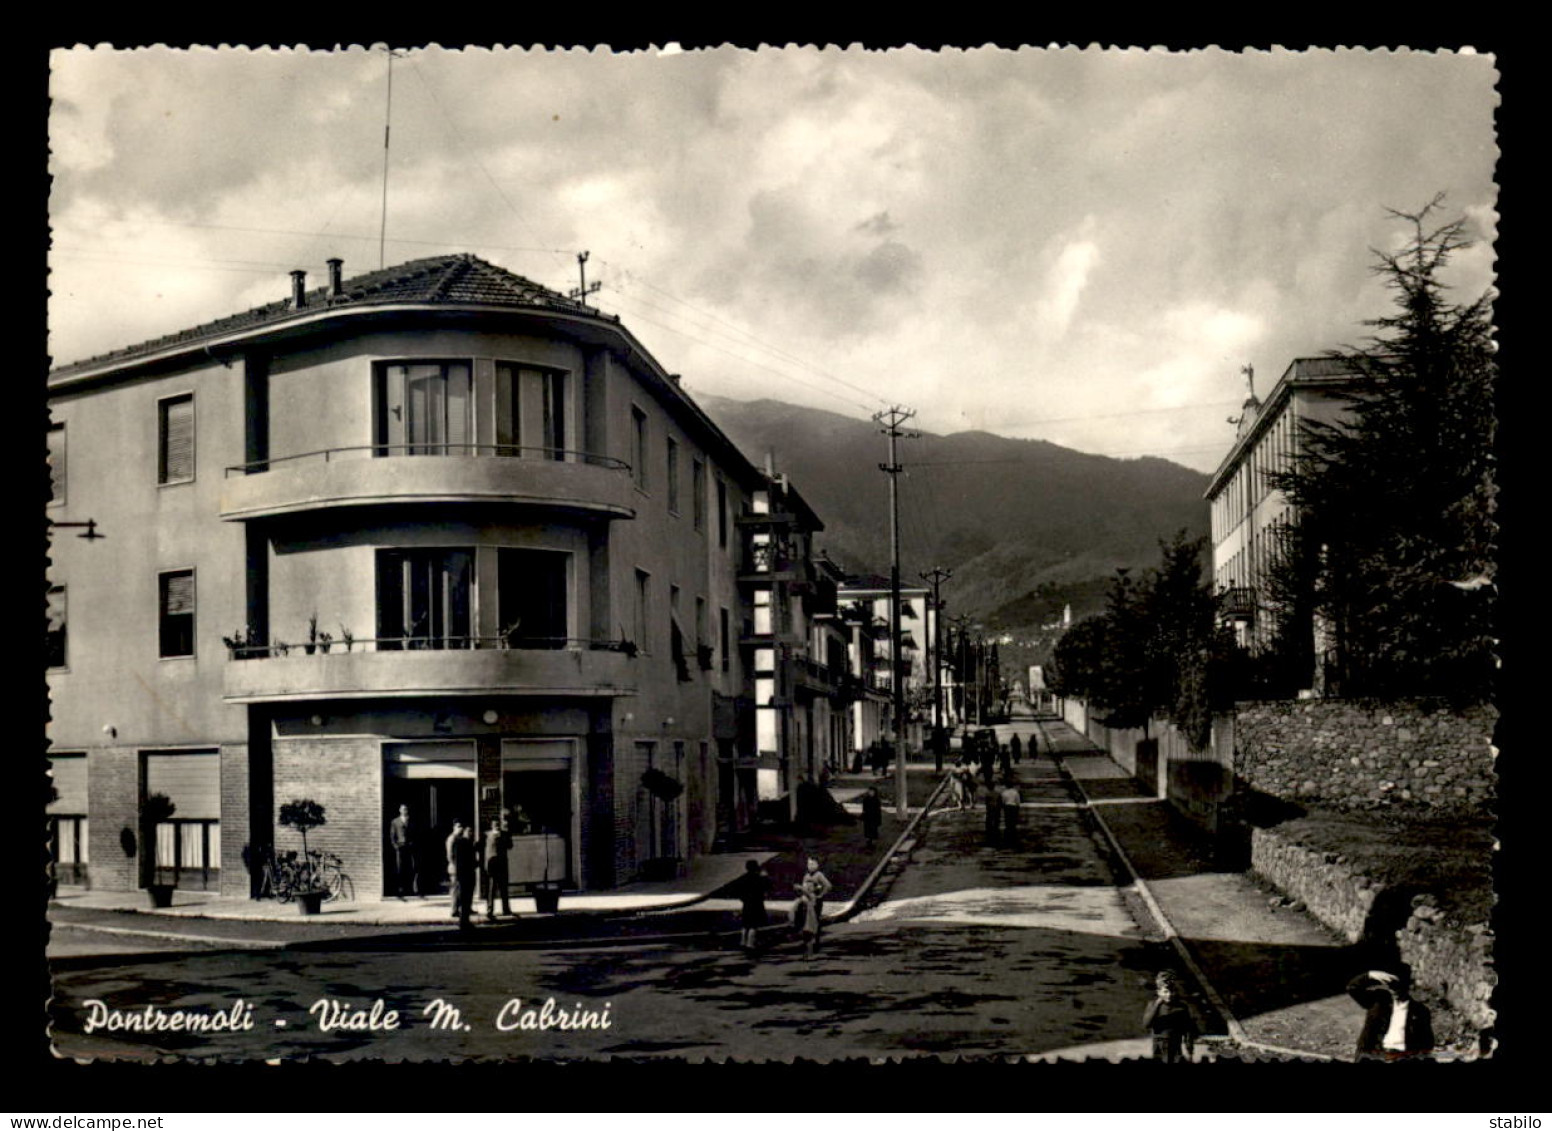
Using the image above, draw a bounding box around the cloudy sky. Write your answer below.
[48,45,1498,472]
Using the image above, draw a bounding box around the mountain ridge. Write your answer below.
[697,394,1212,632]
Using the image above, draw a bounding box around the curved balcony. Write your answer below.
[223,637,637,704]
[220,445,636,521]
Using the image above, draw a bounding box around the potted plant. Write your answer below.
[278,798,329,915]
[139,792,177,908]
[532,826,563,914]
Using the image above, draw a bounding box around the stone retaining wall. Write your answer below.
[1236,699,1496,812]
[1249,825,1378,943]
[1398,897,1496,1043]
[1253,825,1495,1051]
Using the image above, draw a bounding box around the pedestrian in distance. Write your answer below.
[483,818,513,920]
[983,774,1002,847]
[999,775,1021,847]
[1347,968,1434,1061]
[447,821,477,930]
[959,762,979,811]
[1143,971,1199,1063]
[733,859,770,953]
[861,785,883,845]
[998,740,1012,777]
[388,803,418,898]
[1009,734,1023,764]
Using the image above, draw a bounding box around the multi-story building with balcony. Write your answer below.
[836,577,936,755]
[45,253,804,900]
[1205,357,1363,654]
[735,469,849,817]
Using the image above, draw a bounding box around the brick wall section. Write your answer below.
[272,737,382,901]
[1398,899,1496,1043]
[86,744,139,892]
[1250,825,1379,943]
[1235,699,1496,812]
[219,743,249,898]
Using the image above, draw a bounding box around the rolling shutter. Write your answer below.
[145,750,220,819]
[160,395,195,483]
[48,755,87,814]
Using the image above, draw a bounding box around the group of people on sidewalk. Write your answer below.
[389,803,520,930]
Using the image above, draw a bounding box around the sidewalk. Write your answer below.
[1037,716,1360,1061]
[49,769,946,956]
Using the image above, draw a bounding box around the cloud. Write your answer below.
[47,46,1499,473]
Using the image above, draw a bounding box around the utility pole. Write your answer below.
[875,405,916,816]
[920,566,952,772]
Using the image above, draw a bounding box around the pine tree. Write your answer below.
[1266,197,1496,702]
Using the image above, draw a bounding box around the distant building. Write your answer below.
[835,577,940,753]
[45,253,840,899]
[1204,357,1364,657]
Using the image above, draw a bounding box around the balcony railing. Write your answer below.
[1221,586,1257,618]
[226,444,630,477]
[226,635,636,659]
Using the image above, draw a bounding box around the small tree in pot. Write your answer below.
[139,792,177,908]
[278,798,329,915]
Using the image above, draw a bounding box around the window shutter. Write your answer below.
[161,396,195,482]
[164,571,196,616]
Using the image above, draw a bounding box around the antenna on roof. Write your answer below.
[379,46,405,270]
[568,251,602,306]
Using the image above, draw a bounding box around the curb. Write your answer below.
[1040,722,1335,1063]
[48,786,950,957]
[826,772,952,925]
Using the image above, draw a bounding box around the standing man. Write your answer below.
[1009,734,1023,765]
[447,820,477,929]
[1347,968,1434,1060]
[484,818,513,920]
[983,774,1002,847]
[388,803,418,899]
[861,786,883,846]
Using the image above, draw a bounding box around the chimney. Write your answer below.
[327,258,344,298]
[290,269,307,308]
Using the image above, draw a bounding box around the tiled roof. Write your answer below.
[52,254,598,377]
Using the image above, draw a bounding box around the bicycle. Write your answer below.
[258,847,354,903]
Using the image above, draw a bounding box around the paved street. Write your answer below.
[49,721,1174,1063]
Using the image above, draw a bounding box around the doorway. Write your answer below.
[501,740,578,888]
[383,741,476,897]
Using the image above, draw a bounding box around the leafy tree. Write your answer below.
[1265,198,1496,702]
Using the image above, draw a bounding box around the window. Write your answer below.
[47,423,65,506]
[666,437,680,513]
[47,585,67,669]
[631,407,648,490]
[498,549,569,649]
[376,362,472,455]
[692,458,706,530]
[716,475,728,548]
[158,570,195,658]
[48,753,88,886]
[144,750,220,889]
[720,607,731,673]
[634,570,651,653]
[495,364,567,459]
[158,394,194,484]
[377,548,474,649]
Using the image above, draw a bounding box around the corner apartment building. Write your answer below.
[45,253,812,900]
[1204,356,1362,652]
